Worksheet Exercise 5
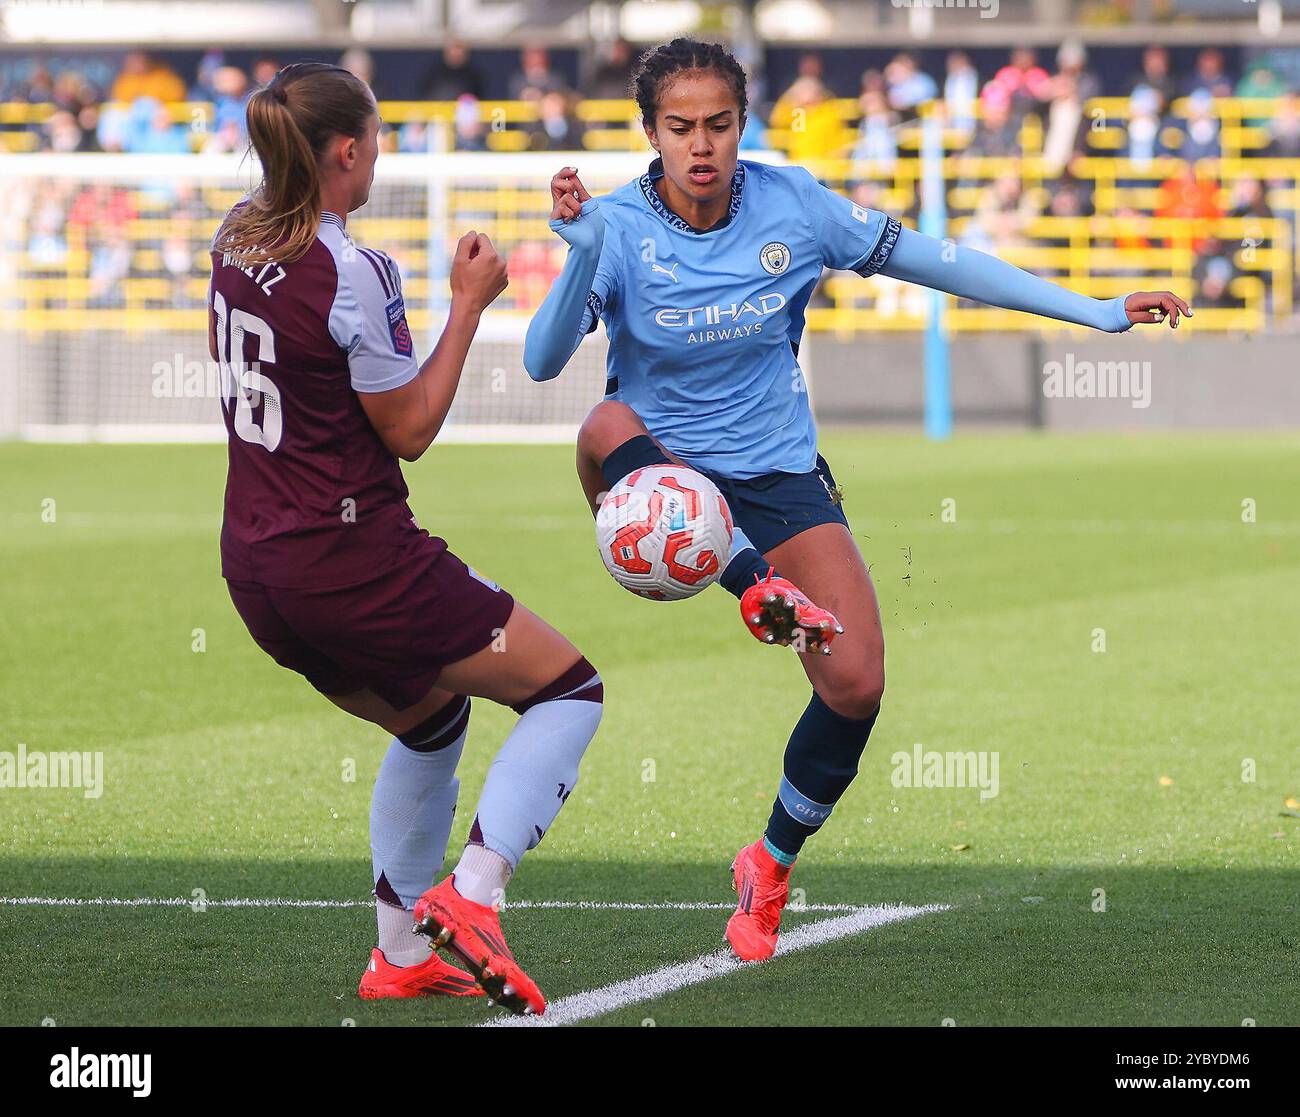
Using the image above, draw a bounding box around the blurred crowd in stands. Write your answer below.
[6,40,1300,321]
[8,39,1300,161]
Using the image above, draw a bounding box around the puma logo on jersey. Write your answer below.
[650,261,680,282]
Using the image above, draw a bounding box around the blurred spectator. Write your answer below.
[1265,92,1300,158]
[587,39,635,100]
[526,89,585,151]
[795,51,825,84]
[770,75,847,164]
[453,95,488,151]
[191,50,224,101]
[1129,45,1176,112]
[1177,89,1221,162]
[28,196,68,265]
[944,51,978,136]
[1191,237,1238,308]
[852,86,898,168]
[1156,165,1222,252]
[971,172,1037,250]
[1047,174,1094,219]
[53,71,96,114]
[984,48,1051,121]
[126,100,190,154]
[508,239,562,310]
[23,65,56,105]
[1229,176,1272,220]
[966,91,1019,157]
[1186,48,1233,99]
[1055,40,1100,103]
[252,57,280,89]
[111,51,185,104]
[41,110,83,153]
[201,118,245,155]
[340,48,377,94]
[68,184,137,235]
[75,106,103,152]
[400,96,488,152]
[1236,61,1285,100]
[1236,63,1286,129]
[1123,85,1169,167]
[422,40,484,101]
[884,53,936,121]
[1042,72,1088,175]
[88,230,132,308]
[162,235,199,307]
[210,67,249,143]
[510,46,566,101]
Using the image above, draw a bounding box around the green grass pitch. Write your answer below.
[1,432,1296,1027]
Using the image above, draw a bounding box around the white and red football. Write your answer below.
[595,465,734,601]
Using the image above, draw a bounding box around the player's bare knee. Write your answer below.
[577,400,646,462]
[820,670,884,721]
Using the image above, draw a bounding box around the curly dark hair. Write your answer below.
[631,37,748,126]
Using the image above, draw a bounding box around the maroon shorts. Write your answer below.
[226,536,515,711]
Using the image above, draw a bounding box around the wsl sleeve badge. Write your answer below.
[386,296,413,356]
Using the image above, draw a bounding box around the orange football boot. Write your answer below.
[740,571,843,654]
[726,838,794,962]
[358,946,484,1000]
[412,876,545,1016]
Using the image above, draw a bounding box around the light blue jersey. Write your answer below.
[524,157,1132,480]
[584,158,899,479]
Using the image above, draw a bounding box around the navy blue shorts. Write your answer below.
[696,453,850,556]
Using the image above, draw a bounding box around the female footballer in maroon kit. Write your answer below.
[211,62,599,1016]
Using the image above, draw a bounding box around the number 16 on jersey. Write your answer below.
[212,290,284,452]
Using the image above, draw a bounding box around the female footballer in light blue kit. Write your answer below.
[524,38,1190,961]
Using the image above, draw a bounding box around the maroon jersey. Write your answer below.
[209,209,433,589]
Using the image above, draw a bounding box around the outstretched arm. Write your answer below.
[876,225,1191,332]
[524,167,606,382]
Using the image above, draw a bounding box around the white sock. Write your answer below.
[369,702,469,908]
[452,843,513,908]
[376,898,432,968]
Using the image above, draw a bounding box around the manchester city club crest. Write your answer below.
[759,241,791,275]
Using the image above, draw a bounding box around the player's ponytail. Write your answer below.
[218,62,375,266]
[632,38,748,127]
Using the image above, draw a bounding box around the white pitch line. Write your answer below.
[0,896,865,913]
[482,902,949,1028]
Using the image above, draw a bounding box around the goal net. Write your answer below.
[0,150,673,444]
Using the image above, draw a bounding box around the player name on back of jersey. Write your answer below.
[219,250,287,297]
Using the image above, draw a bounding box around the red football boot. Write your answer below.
[412,876,546,1016]
[740,571,843,654]
[357,946,484,1000]
[725,838,794,962]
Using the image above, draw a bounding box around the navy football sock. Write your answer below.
[718,538,774,598]
[764,692,880,860]
[599,434,670,491]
